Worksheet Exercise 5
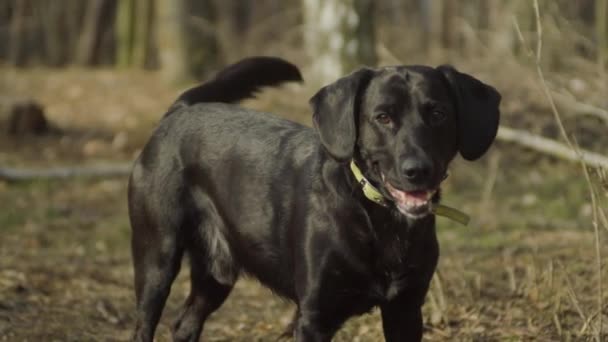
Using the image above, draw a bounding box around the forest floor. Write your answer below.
[1,68,607,341]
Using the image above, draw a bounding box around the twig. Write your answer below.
[496,126,608,169]
[577,137,604,341]
[0,163,132,182]
[531,2,603,339]
[601,208,608,234]
[506,266,517,294]
[531,1,573,150]
[598,169,608,233]
[517,3,605,339]
[551,91,608,124]
[533,0,542,66]
[597,0,607,77]
[553,290,563,337]
[434,273,448,323]
[558,260,588,327]
[581,311,600,336]
[478,152,500,223]
[553,313,563,337]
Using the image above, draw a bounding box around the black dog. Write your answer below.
[128,56,500,341]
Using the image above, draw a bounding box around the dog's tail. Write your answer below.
[165,56,303,117]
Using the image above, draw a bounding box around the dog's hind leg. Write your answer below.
[129,173,186,342]
[171,253,235,342]
[131,220,184,342]
[172,194,239,341]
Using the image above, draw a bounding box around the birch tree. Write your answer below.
[303,0,377,85]
[155,0,218,83]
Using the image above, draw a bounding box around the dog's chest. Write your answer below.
[374,272,407,301]
[369,234,416,301]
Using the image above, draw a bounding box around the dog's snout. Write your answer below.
[401,158,432,183]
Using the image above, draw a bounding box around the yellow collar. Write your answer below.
[349,160,388,206]
[349,161,470,226]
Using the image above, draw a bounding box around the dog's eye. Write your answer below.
[429,110,447,126]
[375,113,392,124]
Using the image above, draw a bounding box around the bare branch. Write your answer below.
[551,91,608,124]
[0,163,132,182]
[497,126,608,169]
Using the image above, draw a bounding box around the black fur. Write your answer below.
[128,57,500,341]
[437,65,501,160]
[166,56,303,116]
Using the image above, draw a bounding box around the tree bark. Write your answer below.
[354,0,377,68]
[418,0,433,53]
[497,126,608,169]
[231,0,250,37]
[216,0,251,60]
[303,0,377,86]
[4,127,606,183]
[115,0,135,67]
[8,0,27,66]
[154,0,219,82]
[0,163,132,182]
[76,0,109,66]
[36,1,66,66]
[186,0,219,78]
[440,0,456,50]
[155,0,190,82]
[597,0,607,76]
[66,0,87,64]
[132,0,153,68]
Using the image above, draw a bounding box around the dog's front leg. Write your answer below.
[293,309,333,342]
[292,261,343,341]
[380,295,424,342]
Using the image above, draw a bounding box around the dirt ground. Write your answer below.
[1,68,607,341]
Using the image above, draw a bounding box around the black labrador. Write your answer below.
[128,56,500,341]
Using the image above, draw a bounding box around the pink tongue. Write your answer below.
[405,191,428,200]
[389,188,429,205]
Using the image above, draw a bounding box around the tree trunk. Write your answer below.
[75,0,109,66]
[35,1,66,66]
[186,0,219,78]
[216,0,251,60]
[441,0,456,50]
[418,0,433,53]
[115,0,135,67]
[478,0,492,43]
[303,0,377,86]
[354,0,377,68]
[597,0,607,76]
[66,0,87,64]
[132,0,153,68]
[155,0,190,83]
[479,0,513,56]
[232,0,250,37]
[8,0,27,66]
[96,0,119,65]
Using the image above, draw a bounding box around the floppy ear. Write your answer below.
[309,68,374,161]
[438,65,501,161]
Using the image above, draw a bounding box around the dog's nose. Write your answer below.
[401,158,432,183]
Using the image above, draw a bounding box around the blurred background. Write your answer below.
[0,0,607,340]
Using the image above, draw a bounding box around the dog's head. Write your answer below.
[311,65,501,218]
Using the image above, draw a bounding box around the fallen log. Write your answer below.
[497,126,608,169]
[0,163,132,182]
[1,126,606,183]
[552,91,608,124]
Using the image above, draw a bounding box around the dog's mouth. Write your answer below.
[382,175,436,219]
